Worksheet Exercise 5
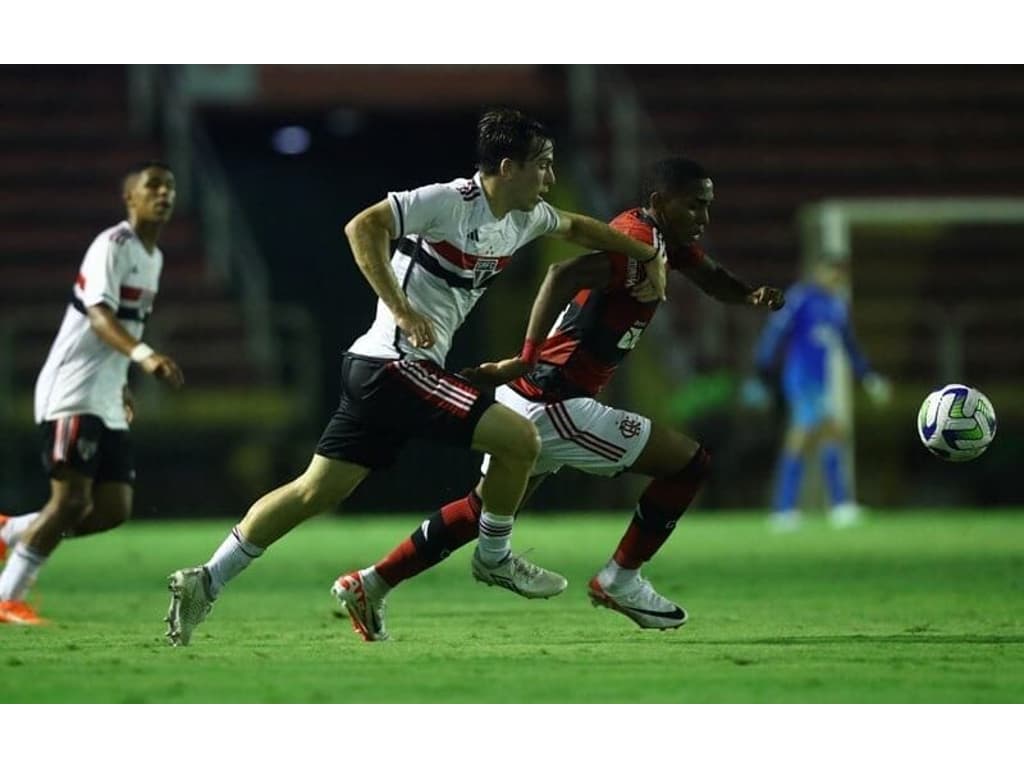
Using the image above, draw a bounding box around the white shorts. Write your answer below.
[481,385,652,478]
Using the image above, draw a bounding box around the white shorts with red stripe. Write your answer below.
[481,385,652,478]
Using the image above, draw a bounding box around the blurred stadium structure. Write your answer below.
[0,64,1020,516]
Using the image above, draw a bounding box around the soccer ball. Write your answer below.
[917,384,997,462]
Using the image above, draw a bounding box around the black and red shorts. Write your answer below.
[315,353,494,470]
[39,413,135,484]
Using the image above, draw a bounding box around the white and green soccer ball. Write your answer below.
[917,384,997,462]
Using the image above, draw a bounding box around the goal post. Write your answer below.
[797,197,1024,499]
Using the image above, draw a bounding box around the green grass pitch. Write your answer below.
[2,510,1022,703]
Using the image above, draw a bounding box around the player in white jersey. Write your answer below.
[0,162,184,625]
[166,107,668,646]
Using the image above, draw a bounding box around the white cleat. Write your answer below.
[331,571,390,642]
[829,502,865,529]
[769,509,803,533]
[471,549,568,599]
[165,567,214,647]
[587,574,687,630]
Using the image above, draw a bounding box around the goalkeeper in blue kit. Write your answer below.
[749,258,890,529]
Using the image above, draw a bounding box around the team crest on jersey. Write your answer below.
[76,438,99,462]
[618,416,643,439]
[616,321,648,350]
[473,257,500,288]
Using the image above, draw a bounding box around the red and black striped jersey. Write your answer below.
[510,208,704,402]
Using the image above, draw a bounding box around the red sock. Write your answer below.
[374,491,482,586]
[614,447,710,568]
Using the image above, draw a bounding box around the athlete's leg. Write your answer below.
[206,454,369,597]
[469,403,541,566]
[606,422,708,570]
[372,474,548,591]
[73,482,132,536]
[0,467,92,615]
[817,416,863,526]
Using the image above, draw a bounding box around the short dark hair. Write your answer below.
[476,108,552,174]
[640,157,709,201]
[123,160,173,188]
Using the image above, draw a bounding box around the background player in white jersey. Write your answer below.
[0,162,184,625]
[165,108,668,646]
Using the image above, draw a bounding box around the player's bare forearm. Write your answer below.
[554,210,658,262]
[686,261,784,310]
[685,259,752,303]
[88,305,184,387]
[345,203,410,316]
[87,304,146,356]
[524,253,612,345]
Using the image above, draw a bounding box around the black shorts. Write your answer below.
[39,414,136,485]
[315,353,494,470]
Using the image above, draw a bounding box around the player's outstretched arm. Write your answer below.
[682,257,784,310]
[344,199,435,349]
[460,253,613,389]
[550,209,666,301]
[86,304,184,388]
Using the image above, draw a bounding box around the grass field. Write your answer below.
[2,510,1022,703]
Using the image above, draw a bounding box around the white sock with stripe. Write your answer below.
[477,511,513,566]
[1,512,40,547]
[0,543,48,602]
[204,526,265,599]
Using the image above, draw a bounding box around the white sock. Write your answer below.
[477,510,513,566]
[359,566,389,599]
[597,558,639,592]
[1,512,40,547]
[0,543,48,601]
[204,525,264,599]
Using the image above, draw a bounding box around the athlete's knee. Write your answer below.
[292,474,345,511]
[492,417,541,466]
[51,494,93,524]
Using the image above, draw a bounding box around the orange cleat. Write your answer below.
[0,600,45,625]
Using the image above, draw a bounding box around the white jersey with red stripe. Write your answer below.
[34,220,162,430]
[347,171,560,367]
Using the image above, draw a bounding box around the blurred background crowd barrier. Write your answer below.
[1,64,1020,516]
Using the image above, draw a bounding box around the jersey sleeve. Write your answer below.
[527,201,560,239]
[388,183,461,241]
[836,302,872,379]
[78,233,130,311]
[606,213,654,289]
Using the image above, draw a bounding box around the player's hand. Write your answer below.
[863,372,892,406]
[459,357,530,390]
[631,247,668,303]
[747,286,785,311]
[141,353,184,389]
[123,385,135,425]
[395,307,436,349]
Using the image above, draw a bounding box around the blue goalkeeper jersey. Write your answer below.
[754,281,871,394]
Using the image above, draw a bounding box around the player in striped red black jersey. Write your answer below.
[0,162,184,625]
[341,158,784,638]
[165,108,670,646]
